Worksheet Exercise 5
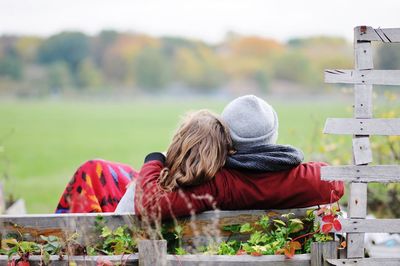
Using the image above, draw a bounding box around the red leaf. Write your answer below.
[321,223,333,233]
[236,249,247,255]
[333,219,342,231]
[250,251,262,257]
[284,247,295,258]
[322,214,334,223]
[290,241,302,250]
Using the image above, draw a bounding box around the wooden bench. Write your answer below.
[0,208,334,265]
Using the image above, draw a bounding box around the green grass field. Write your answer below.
[0,98,350,213]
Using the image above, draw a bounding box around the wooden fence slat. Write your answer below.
[323,118,400,136]
[324,69,400,85]
[0,209,310,248]
[0,255,139,266]
[0,213,139,245]
[354,85,372,120]
[340,218,400,233]
[352,137,372,165]
[311,242,337,266]
[354,42,373,70]
[348,183,367,219]
[321,165,400,182]
[355,26,400,43]
[167,254,311,266]
[346,233,365,258]
[327,258,400,265]
[139,240,167,266]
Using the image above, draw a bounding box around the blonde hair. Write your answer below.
[158,110,233,191]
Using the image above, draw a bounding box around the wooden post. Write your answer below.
[311,241,337,266]
[346,26,374,259]
[139,240,167,266]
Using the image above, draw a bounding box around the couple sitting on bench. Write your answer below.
[56,95,343,219]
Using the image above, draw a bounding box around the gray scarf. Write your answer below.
[225,144,304,172]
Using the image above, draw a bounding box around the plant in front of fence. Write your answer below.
[0,217,138,265]
[166,208,341,258]
[1,232,84,265]
[86,215,138,256]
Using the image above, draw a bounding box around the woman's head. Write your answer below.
[158,110,233,191]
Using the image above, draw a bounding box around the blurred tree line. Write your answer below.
[0,31,347,96]
[0,31,399,96]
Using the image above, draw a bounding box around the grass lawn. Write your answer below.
[0,98,350,213]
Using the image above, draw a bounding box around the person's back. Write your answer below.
[135,159,343,219]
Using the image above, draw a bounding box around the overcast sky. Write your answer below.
[1,0,400,43]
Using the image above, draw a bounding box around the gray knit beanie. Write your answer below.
[221,95,278,150]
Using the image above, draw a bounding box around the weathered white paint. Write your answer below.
[327,257,400,265]
[325,70,400,85]
[321,165,400,182]
[354,42,373,70]
[353,85,372,119]
[341,218,400,233]
[323,118,400,135]
[355,26,400,43]
[352,137,372,165]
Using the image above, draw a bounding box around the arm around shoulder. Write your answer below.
[295,162,344,206]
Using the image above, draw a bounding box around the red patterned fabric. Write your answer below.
[55,159,138,213]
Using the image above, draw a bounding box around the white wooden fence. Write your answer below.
[321,25,400,265]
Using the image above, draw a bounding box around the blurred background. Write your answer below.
[1,0,400,215]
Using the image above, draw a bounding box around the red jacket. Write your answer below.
[134,160,344,219]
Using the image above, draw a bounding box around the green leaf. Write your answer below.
[0,249,8,255]
[101,226,112,238]
[114,226,125,237]
[175,247,187,255]
[248,231,263,245]
[239,223,253,233]
[223,224,241,233]
[241,243,255,253]
[174,225,183,235]
[281,213,295,219]
[2,238,18,247]
[7,246,18,259]
[288,218,304,233]
[19,241,39,253]
[257,215,270,230]
[87,246,97,256]
[42,250,51,265]
[273,219,286,227]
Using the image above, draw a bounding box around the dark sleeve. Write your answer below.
[144,152,166,164]
[134,160,216,220]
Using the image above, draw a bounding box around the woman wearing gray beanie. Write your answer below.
[222,95,304,172]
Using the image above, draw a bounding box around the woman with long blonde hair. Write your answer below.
[158,110,233,191]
